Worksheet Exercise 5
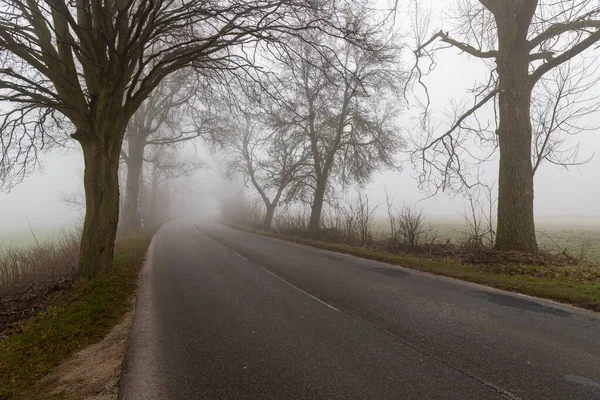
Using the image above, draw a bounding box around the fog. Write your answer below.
[2,0,600,242]
[2,113,599,242]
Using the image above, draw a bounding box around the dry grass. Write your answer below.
[0,231,79,290]
[0,231,80,343]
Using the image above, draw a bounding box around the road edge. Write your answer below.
[224,223,600,316]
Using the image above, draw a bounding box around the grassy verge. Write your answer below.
[0,230,154,400]
[229,224,600,312]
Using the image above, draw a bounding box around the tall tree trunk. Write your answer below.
[263,204,276,230]
[309,178,326,231]
[149,162,159,226]
[77,128,124,279]
[121,136,145,235]
[493,0,538,252]
[163,179,171,224]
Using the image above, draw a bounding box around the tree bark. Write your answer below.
[121,136,145,235]
[263,204,276,230]
[149,162,160,226]
[309,178,326,231]
[493,0,538,252]
[77,126,125,279]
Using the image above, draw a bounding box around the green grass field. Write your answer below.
[536,226,600,262]
[0,228,70,244]
[0,227,78,259]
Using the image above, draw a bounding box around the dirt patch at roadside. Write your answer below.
[34,303,135,400]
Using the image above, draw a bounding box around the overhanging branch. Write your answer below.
[531,28,600,82]
[422,87,499,153]
[418,30,497,59]
[529,20,600,50]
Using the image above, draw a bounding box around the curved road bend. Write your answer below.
[118,220,600,400]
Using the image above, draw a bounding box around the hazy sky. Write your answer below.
[1,0,599,240]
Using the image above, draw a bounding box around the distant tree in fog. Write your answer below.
[269,10,406,231]
[224,111,308,229]
[142,147,205,226]
[120,72,211,235]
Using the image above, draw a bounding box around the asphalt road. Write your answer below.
[118,220,600,400]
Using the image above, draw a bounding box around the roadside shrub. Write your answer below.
[220,194,264,228]
[0,231,79,289]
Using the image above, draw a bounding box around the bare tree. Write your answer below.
[120,72,208,235]
[225,111,308,229]
[409,0,600,252]
[0,0,336,277]
[270,10,406,232]
[141,147,204,226]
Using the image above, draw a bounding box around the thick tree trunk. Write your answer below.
[78,129,124,279]
[495,95,537,252]
[309,178,326,231]
[263,204,276,230]
[493,0,538,252]
[121,136,145,235]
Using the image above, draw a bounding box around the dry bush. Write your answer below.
[0,231,79,290]
[269,191,378,246]
[397,203,428,247]
[324,192,378,246]
[274,206,310,233]
[460,186,496,248]
[576,237,595,264]
[220,194,264,227]
[0,231,79,337]
[351,191,379,246]
[321,205,343,233]
[383,189,434,249]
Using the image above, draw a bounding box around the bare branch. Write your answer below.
[418,30,497,59]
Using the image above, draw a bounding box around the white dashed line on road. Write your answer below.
[262,268,340,312]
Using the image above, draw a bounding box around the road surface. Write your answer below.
[118,220,600,399]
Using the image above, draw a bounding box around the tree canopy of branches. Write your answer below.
[0,0,337,278]
[269,12,406,231]
[224,111,308,229]
[410,0,600,252]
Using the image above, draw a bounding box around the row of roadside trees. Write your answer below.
[1,0,600,279]
[0,0,360,278]
[223,0,600,253]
